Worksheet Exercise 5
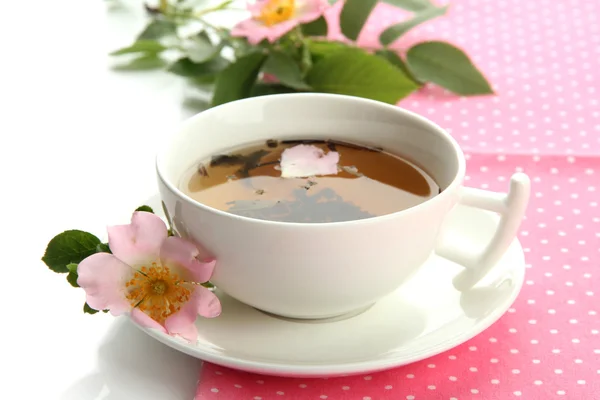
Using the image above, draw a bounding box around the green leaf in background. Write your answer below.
[110,40,166,56]
[307,40,350,62]
[306,48,419,104]
[168,56,229,79]
[262,51,311,90]
[135,205,155,213]
[406,41,494,95]
[376,49,420,83]
[83,303,99,315]
[381,0,433,12]
[112,54,166,71]
[340,0,378,41]
[66,263,79,288]
[250,83,299,97]
[137,19,177,40]
[96,243,112,254]
[42,230,101,273]
[212,52,267,106]
[184,32,222,63]
[379,6,448,46]
[301,16,328,37]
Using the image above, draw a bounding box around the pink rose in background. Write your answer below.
[232,0,329,44]
[77,211,220,342]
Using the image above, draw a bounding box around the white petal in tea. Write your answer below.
[280,144,340,178]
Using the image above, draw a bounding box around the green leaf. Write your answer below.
[83,303,99,314]
[96,243,111,253]
[306,48,418,104]
[42,230,101,273]
[66,262,79,287]
[340,0,378,41]
[376,49,420,83]
[406,41,494,95]
[212,52,267,106]
[168,56,229,78]
[184,33,220,63]
[301,16,328,37]
[135,205,155,213]
[137,19,177,40]
[381,0,433,12]
[262,51,311,90]
[110,40,166,56]
[112,54,166,71]
[307,40,350,63]
[379,6,448,46]
[250,83,298,97]
[66,263,79,288]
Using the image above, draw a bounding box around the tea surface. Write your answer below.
[179,139,440,223]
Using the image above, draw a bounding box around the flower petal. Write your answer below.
[164,287,221,342]
[295,0,329,23]
[77,253,132,316]
[130,308,167,333]
[108,211,168,266]
[160,236,216,283]
[280,144,340,178]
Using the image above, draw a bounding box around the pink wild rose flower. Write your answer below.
[232,0,329,44]
[77,211,220,342]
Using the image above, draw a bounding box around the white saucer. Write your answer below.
[136,200,525,378]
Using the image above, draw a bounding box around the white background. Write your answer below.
[1,0,242,398]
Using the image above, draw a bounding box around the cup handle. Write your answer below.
[436,172,531,291]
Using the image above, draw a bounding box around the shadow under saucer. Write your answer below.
[60,318,200,400]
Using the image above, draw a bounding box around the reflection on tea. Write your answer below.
[179,139,440,223]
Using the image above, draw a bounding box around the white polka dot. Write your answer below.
[427,385,436,390]
[471,389,479,394]
[557,390,566,396]
[578,380,586,385]
[449,376,457,381]
[514,391,522,396]
[555,369,563,374]
[342,386,349,390]
[406,374,414,379]
[298,384,307,388]
[491,379,500,384]
[384,385,393,390]
[211,388,219,393]
[320,396,327,399]
[470,367,478,372]
[234,384,242,388]
[491,358,499,363]
[277,392,285,396]
[534,380,543,385]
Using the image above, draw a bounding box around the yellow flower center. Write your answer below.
[256,0,295,26]
[125,262,192,324]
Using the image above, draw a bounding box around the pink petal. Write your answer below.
[164,287,221,342]
[77,253,132,316]
[280,144,340,178]
[295,0,329,23]
[130,308,167,333]
[108,211,168,266]
[231,18,298,44]
[160,236,216,283]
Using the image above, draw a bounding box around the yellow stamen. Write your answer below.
[125,261,192,324]
[256,0,295,26]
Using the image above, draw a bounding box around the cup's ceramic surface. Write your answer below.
[156,94,530,319]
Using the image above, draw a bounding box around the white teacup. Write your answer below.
[157,93,530,320]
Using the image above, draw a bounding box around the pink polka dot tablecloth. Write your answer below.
[194,0,599,399]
